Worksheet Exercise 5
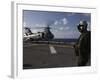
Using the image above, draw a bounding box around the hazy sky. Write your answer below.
[23,10,91,39]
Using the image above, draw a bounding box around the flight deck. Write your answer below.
[23,42,78,69]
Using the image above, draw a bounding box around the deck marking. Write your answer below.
[49,45,57,54]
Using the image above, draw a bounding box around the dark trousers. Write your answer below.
[77,54,90,66]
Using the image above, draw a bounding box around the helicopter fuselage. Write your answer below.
[23,27,54,41]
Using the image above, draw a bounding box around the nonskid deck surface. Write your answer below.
[23,42,79,69]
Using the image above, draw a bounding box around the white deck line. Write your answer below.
[49,45,57,54]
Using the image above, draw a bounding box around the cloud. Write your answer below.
[61,18,68,25]
[59,27,64,30]
[54,21,59,25]
[58,26,70,31]
[54,18,68,26]
[54,20,62,26]
[31,29,44,33]
[23,22,26,27]
[35,24,46,27]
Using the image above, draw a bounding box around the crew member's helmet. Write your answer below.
[77,21,88,32]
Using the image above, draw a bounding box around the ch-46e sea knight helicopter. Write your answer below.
[23,25,54,42]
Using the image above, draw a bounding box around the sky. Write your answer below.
[23,10,91,39]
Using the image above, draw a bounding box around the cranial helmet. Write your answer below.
[77,21,88,31]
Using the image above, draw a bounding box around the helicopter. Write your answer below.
[23,25,54,42]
